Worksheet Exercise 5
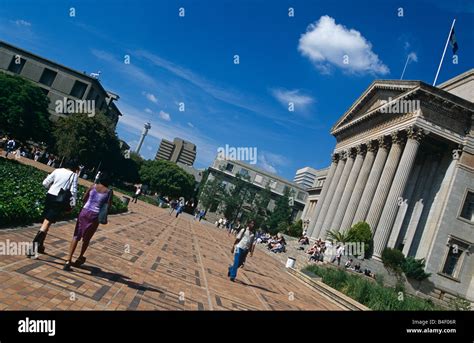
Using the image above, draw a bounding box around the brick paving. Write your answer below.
[0,157,345,311]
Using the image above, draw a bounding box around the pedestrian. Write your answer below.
[228,220,256,282]
[27,160,79,257]
[175,201,184,218]
[198,209,205,222]
[231,220,241,235]
[63,172,113,271]
[169,199,177,215]
[4,138,15,158]
[34,149,41,162]
[132,184,141,203]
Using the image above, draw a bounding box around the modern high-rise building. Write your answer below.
[155,138,196,166]
[294,166,319,189]
[0,40,122,128]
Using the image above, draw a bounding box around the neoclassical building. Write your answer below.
[306,69,474,302]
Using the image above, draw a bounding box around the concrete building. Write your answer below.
[300,167,329,226]
[155,138,196,166]
[0,40,122,128]
[294,166,319,189]
[199,157,308,223]
[305,69,474,303]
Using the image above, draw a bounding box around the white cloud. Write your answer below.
[144,108,153,114]
[272,88,314,110]
[258,151,290,175]
[187,122,194,128]
[159,110,171,121]
[13,19,31,27]
[407,52,418,63]
[144,92,158,104]
[91,49,157,87]
[298,15,389,75]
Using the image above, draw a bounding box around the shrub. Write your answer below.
[348,221,373,257]
[448,297,472,311]
[0,158,127,228]
[303,264,443,311]
[402,257,431,281]
[381,248,405,274]
[286,219,303,237]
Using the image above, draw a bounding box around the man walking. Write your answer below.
[4,138,15,158]
[228,220,256,282]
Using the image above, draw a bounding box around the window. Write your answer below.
[269,180,277,189]
[297,191,306,201]
[442,246,463,277]
[39,68,57,87]
[8,55,26,74]
[254,174,263,184]
[87,87,95,100]
[239,168,249,178]
[459,191,474,222]
[225,163,234,172]
[440,238,469,279]
[70,80,88,98]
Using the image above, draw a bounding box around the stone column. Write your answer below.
[373,127,425,259]
[352,136,390,225]
[330,145,366,232]
[320,149,356,238]
[365,131,405,233]
[415,150,461,260]
[340,140,377,231]
[307,153,340,237]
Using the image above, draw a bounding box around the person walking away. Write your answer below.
[169,199,177,215]
[132,184,141,203]
[175,200,184,218]
[27,160,79,257]
[198,209,205,222]
[63,173,113,271]
[4,138,15,158]
[231,220,241,235]
[228,220,256,282]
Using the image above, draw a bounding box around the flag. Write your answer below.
[449,28,459,54]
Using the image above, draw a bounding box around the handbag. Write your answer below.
[54,172,74,207]
[98,190,112,224]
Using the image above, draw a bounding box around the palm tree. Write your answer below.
[326,229,353,244]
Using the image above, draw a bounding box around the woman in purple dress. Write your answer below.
[63,173,112,271]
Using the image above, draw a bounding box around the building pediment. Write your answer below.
[331,80,474,141]
[331,81,419,135]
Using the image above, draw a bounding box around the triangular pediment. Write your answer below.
[331,80,420,133]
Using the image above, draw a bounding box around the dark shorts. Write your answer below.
[43,193,66,223]
[73,208,99,241]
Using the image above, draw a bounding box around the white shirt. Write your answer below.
[42,168,78,199]
[236,228,255,251]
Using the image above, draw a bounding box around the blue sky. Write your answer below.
[1,0,473,179]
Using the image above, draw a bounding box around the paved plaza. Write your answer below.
[0,199,344,311]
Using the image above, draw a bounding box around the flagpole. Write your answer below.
[433,18,456,86]
[400,55,410,80]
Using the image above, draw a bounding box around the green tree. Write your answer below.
[0,72,51,143]
[52,113,123,171]
[381,248,406,275]
[347,221,373,257]
[402,257,431,281]
[198,173,227,212]
[222,173,252,221]
[266,186,292,234]
[139,159,195,199]
[248,184,272,229]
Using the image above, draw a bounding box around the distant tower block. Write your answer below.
[135,122,151,154]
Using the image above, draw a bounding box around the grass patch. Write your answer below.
[303,264,444,311]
